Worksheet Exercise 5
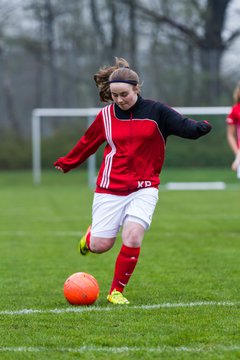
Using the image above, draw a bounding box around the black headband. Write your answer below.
[108,79,138,86]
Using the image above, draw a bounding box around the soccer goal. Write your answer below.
[31,106,231,187]
[32,108,100,187]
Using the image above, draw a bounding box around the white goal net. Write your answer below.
[32,106,231,187]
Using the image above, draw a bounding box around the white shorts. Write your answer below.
[91,188,159,238]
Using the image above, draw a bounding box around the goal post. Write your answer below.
[32,108,100,186]
[31,106,231,186]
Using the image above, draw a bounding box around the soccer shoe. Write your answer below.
[107,290,130,305]
[78,226,91,255]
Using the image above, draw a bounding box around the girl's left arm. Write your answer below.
[160,104,212,139]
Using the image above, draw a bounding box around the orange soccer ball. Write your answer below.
[63,272,99,305]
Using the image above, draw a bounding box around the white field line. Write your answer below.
[0,230,82,237]
[0,300,239,316]
[0,344,240,354]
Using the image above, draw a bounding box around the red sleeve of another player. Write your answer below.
[54,111,105,172]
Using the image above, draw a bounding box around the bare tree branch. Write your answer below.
[225,28,240,48]
[120,0,240,50]
[120,0,202,45]
[89,0,106,45]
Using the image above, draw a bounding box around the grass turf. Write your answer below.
[0,168,239,359]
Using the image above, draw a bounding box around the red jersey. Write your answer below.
[226,103,240,148]
[54,96,211,195]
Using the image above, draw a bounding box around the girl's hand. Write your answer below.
[55,165,64,172]
[232,152,240,171]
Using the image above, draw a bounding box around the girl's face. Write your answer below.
[110,83,138,110]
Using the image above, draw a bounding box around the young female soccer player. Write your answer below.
[54,57,212,304]
[226,81,240,176]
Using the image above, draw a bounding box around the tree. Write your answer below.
[25,0,60,107]
[121,0,240,104]
[89,0,139,70]
[89,0,118,62]
[0,7,21,134]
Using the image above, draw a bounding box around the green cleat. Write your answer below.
[78,226,91,255]
[107,290,130,305]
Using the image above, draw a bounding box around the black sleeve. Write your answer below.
[157,103,212,140]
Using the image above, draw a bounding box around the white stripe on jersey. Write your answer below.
[100,105,116,188]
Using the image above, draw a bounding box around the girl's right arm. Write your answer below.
[54,111,105,173]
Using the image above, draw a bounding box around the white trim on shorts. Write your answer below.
[124,215,148,230]
[91,188,159,238]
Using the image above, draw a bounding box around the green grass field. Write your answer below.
[0,169,239,359]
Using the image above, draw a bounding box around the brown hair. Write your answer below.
[94,57,140,102]
[233,81,240,103]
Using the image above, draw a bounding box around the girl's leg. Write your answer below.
[108,188,158,301]
[89,234,116,253]
[79,193,122,255]
[79,225,116,254]
[108,220,145,296]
